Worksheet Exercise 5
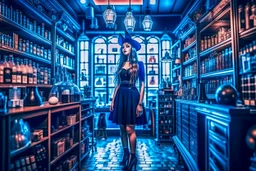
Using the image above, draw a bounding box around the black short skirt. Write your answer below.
[108,84,147,126]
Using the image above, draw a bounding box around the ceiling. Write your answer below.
[56,0,194,32]
[58,0,192,18]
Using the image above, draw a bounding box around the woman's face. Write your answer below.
[122,42,132,56]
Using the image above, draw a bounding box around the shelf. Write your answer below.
[0,47,51,65]
[199,38,231,57]
[56,27,76,42]
[159,124,173,126]
[200,68,233,78]
[182,41,196,52]
[10,137,48,158]
[56,44,75,57]
[173,66,181,71]
[50,142,79,165]
[240,27,256,39]
[81,107,94,112]
[239,69,256,75]
[172,82,179,86]
[0,83,52,88]
[171,40,180,49]
[200,6,230,33]
[0,15,51,47]
[51,121,79,136]
[56,63,75,71]
[81,133,92,143]
[181,25,196,40]
[183,56,197,66]
[81,113,94,121]
[80,150,90,162]
[183,75,197,80]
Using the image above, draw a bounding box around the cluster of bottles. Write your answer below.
[0,1,51,41]
[200,27,231,51]
[238,0,256,33]
[201,47,232,74]
[184,46,196,62]
[241,74,256,106]
[56,35,74,54]
[159,116,173,125]
[184,34,196,48]
[184,62,197,77]
[0,32,51,60]
[204,76,233,94]
[159,126,173,135]
[239,40,256,73]
[56,49,75,68]
[0,54,51,85]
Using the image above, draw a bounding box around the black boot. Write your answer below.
[124,153,137,171]
[120,148,129,166]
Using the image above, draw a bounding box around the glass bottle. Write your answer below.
[32,62,37,84]
[21,59,27,84]
[28,60,33,84]
[10,55,17,84]
[3,55,12,83]
[16,58,22,84]
[0,56,3,83]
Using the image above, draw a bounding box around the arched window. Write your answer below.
[92,35,160,107]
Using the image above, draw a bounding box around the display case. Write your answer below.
[92,35,160,107]
[155,88,175,144]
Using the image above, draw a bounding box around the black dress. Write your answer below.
[108,61,147,126]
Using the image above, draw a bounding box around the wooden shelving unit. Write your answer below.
[0,98,96,171]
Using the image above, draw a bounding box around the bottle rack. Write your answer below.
[0,99,96,171]
[171,0,246,102]
[0,0,80,88]
[155,88,175,144]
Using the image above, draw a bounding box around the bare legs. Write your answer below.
[126,125,136,153]
[120,125,137,170]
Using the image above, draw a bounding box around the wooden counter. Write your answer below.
[0,99,96,171]
[173,99,255,171]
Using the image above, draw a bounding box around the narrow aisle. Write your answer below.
[82,137,185,171]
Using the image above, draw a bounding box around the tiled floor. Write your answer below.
[81,136,186,171]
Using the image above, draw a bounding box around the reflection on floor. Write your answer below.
[82,136,185,171]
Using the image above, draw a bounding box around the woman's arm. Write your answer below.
[138,81,145,105]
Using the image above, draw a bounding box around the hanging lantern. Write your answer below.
[103,5,117,28]
[142,15,153,31]
[90,17,99,29]
[80,0,86,4]
[161,51,173,63]
[124,8,136,32]
[86,4,94,19]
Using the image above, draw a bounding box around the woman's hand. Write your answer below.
[109,101,114,111]
[136,104,143,117]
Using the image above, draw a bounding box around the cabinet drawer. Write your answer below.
[209,130,227,157]
[208,119,227,140]
[209,145,228,171]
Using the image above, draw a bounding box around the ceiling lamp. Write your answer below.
[103,0,117,28]
[124,0,136,32]
[80,0,86,4]
[142,6,153,31]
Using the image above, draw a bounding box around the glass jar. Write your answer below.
[49,77,81,104]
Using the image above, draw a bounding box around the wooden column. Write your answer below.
[230,0,240,91]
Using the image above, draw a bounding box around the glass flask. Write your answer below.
[49,74,81,104]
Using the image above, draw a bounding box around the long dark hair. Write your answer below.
[114,47,139,85]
